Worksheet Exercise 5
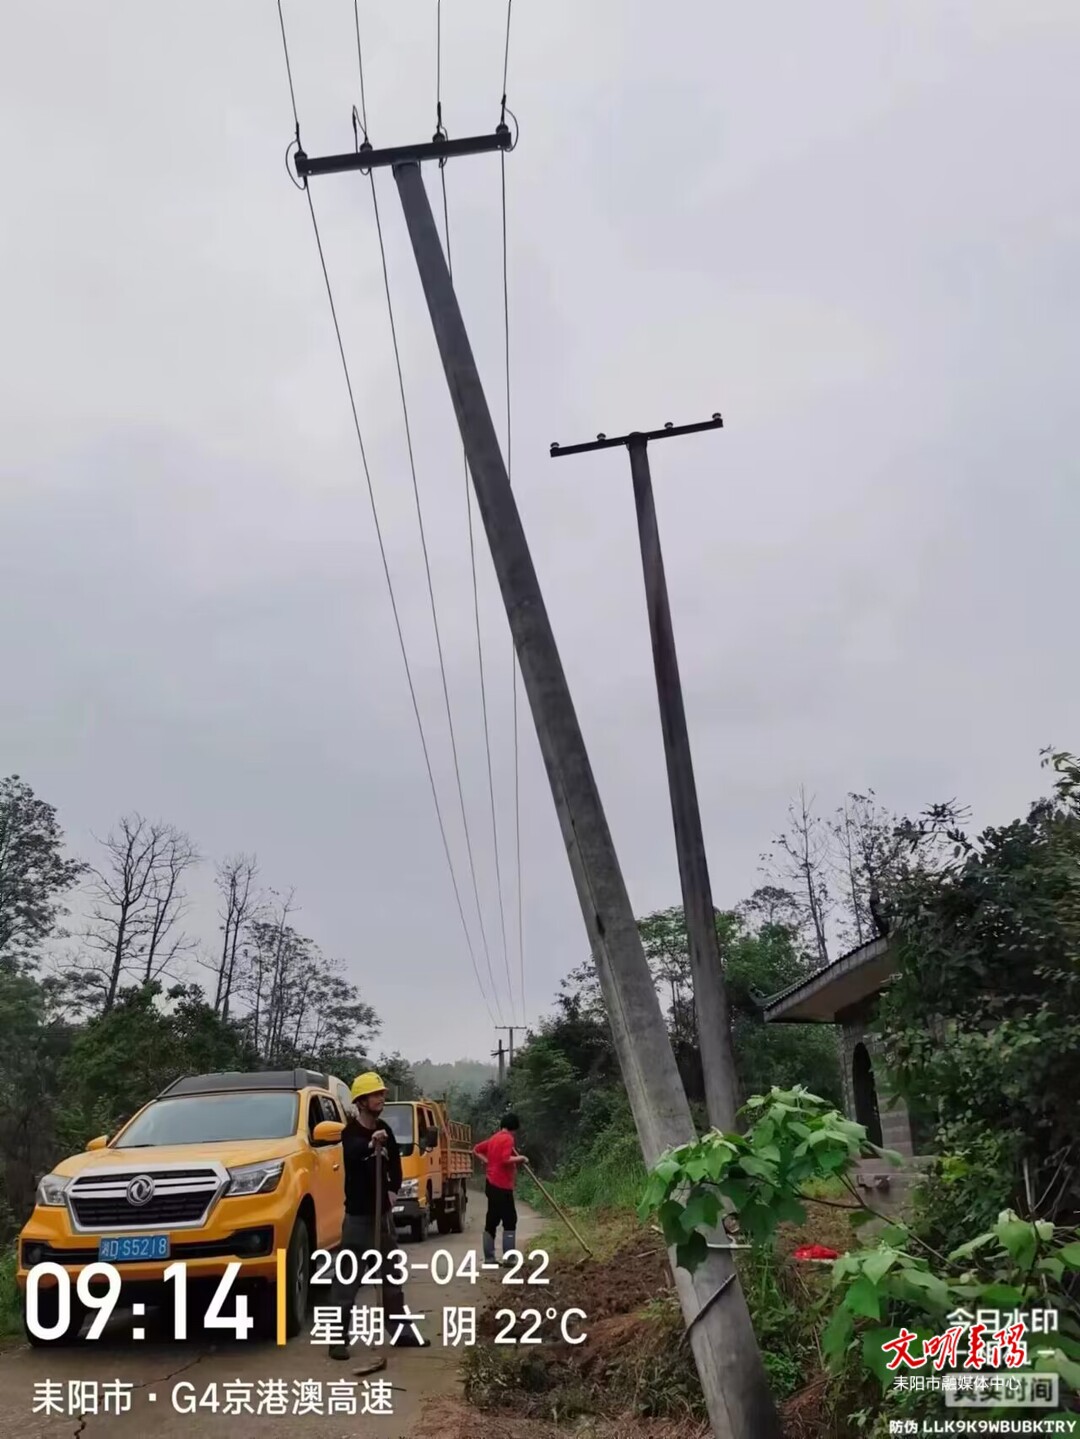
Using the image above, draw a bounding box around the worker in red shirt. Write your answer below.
[473,1112,527,1264]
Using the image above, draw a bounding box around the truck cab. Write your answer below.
[380,1099,472,1241]
[17,1068,349,1345]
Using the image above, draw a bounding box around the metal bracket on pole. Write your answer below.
[296,126,512,180]
[550,414,723,458]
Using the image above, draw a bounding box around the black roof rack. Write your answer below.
[158,1069,330,1099]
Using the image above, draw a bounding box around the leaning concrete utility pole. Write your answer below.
[551,419,739,1133]
[294,129,780,1439]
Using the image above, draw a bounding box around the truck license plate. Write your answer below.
[98,1234,170,1262]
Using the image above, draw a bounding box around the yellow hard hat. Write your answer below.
[350,1071,387,1099]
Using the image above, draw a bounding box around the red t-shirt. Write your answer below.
[474,1128,517,1189]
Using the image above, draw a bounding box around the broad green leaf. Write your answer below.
[773,1193,806,1226]
[680,1191,721,1234]
[717,1177,751,1210]
[949,1231,996,1262]
[843,1275,881,1320]
[739,1155,778,1181]
[895,1269,951,1311]
[821,1305,855,1365]
[658,1199,685,1244]
[976,1282,1025,1308]
[878,1222,910,1246]
[861,1246,900,1284]
[674,1229,708,1275]
[848,1208,876,1229]
[995,1217,1039,1269]
[1059,1241,1080,1270]
[1034,1349,1080,1393]
[861,1327,901,1387]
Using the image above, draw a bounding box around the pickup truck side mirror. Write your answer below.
[313,1120,345,1146]
[422,1126,439,1151]
[86,1135,109,1152]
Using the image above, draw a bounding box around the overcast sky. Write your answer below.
[2,2,1077,1064]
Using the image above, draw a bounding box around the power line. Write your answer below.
[303,187,494,1029]
[276,0,497,1026]
[366,168,508,1025]
[352,0,370,140]
[432,4,518,1027]
[276,0,300,134]
[499,0,526,1029]
[501,0,514,116]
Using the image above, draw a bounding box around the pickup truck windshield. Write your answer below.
[115,1092,299,1147]
[382,1103,415,1155]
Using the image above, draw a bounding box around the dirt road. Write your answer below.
[0,1204,542,1439]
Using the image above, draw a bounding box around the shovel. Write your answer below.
[522,1161,593,1259]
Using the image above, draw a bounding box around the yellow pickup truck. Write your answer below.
[17,1068,350,1346]
[382,1098,473,1241]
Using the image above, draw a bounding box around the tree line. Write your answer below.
[0,776,395,1240]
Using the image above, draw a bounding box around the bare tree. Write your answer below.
[831,789,959,944]
[142,828,199,983]
[737,884,802,933]
[211,854,261,1018]
[78,815,198,1011]
[764,788,832,966]
[237,893,377,1070]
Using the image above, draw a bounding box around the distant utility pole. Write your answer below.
[495,1025,521,1067]
[295,129,779,1439]
[492,1038,506,1084]
[551,417,739,1133]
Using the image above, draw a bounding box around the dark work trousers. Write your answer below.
[484,1180,517,1237]
[326,1212,406,1349]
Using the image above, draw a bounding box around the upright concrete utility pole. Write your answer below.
[551,419,738,1133]
[294,130,780,1439]
[495,1024,520,1067]
[492,1039,506,1084]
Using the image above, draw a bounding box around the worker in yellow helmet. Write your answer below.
[326,1071,428,1359]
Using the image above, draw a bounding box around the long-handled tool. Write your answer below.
[522,1161,593,1258]
[353,1141,388,1377]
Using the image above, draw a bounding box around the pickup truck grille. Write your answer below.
[68,1166,225,1232]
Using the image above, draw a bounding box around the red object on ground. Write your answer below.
[792,1244,840,1261]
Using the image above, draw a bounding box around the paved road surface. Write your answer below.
[0,1204,542,1438]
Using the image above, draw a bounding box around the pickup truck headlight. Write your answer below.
[36,1174,70,1207]
[226,1160,284,1196]
[398,1179,418,1200]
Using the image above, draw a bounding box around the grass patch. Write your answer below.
[547,1132,646,1211]
[0,1250,21,1342]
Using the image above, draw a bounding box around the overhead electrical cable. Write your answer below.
[366,169,508,1026]
[433,0,519,1027]
[499,0,526,1030]
[353,0,508,1023]
[278,0,498,1026]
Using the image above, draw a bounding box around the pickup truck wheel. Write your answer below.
[23,1288,85,1348]
[283,1215,313,1337]
[255,1215,312,1340]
